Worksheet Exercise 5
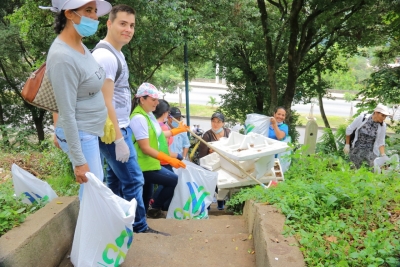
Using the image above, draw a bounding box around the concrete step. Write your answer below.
[58,216,256,267]
[123,217,256,267]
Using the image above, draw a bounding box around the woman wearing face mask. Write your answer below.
[41,0,111,196]
[198,112,231,210]
[152,99,183,170]
[268,107,289,141]
[130,83,188,218]
[198,112,231,159]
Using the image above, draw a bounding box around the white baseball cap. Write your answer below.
[374,103,391,116]
[39,0,112,17]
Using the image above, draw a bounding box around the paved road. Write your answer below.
[187,117,328,144]
[164,82,359,117]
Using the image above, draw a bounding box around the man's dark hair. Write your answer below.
[109,4,136,22]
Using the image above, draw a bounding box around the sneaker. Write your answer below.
[141,227,170,236]
[147,208,164,219]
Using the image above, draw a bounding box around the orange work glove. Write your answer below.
[156,152,186,169]
[170,121,189,136]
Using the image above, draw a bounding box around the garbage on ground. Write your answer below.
[11,163,58,205]
[71,172,137,267]
[199,131,290,201]
[373,154,399,174]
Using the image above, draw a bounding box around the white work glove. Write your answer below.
[115,137,130,163]
[343,144,350,155]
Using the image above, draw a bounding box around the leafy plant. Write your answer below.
[207,96,218,108]
[0,180,46,236]
[227,149,400,266]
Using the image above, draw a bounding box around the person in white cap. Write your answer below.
[42,0,111,197]
[130,83,188,219]
[344,103,390,168]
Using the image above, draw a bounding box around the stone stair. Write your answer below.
[123,215,255,266]
[59,205,256,267]
[1,197,304,267]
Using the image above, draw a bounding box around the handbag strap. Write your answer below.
[91,43,122,82]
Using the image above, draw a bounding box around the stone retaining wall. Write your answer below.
[0,197,305,267]
[0,197,78,267]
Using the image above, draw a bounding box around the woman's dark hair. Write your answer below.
[153,99,170,119]
[54,11,67,34]
[274,106,286,114]
[131,96,148,114]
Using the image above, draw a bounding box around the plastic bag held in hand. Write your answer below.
[156,152,186,169]
[343,144,350,155]
[100,116,115,144]
[170,121,189,136]
[115,137,130,163]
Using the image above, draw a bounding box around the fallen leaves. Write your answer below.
[324,235,338,243]
[247,249,255,254]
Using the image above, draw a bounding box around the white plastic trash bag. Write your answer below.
[373,154,399,174]
[71,172,137,267]
[244,113,270,136]
[11,163,58,205]
[277,136,292,173]
[167,160,218,220]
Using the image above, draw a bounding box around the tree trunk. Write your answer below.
[32,111,46,143]
[257,0,278,114]
[282,0,303,119]
[0,101,9,145]
[255,86,264,113]
[317,92,330,128]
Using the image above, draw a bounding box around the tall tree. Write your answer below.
[189,0,395,118]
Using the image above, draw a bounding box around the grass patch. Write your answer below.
[296,114,349,128]
[170,103,219,117]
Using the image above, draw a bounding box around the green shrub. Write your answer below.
[227,149,400,266]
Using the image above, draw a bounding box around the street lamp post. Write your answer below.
[184,41,190,129]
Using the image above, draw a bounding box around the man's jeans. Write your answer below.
[143,166,178,212]
[99,127,148,233]
[55,128,104,200]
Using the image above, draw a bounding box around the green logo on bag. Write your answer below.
[23,192,49,204]
[98,226,133,266]
[244,124,255,134]
[174,182,210,220]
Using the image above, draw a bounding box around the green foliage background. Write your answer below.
[228,149,400,266]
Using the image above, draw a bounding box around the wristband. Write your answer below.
[177,153,183,161]
[114,137,124,144]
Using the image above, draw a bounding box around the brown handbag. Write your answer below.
[21,63,58,113]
